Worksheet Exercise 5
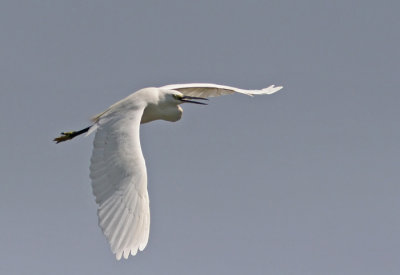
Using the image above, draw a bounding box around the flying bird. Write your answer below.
[54,83,282,260]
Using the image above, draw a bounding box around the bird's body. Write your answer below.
[54,83,282,260]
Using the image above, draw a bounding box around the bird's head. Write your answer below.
[141,89,209,123]
[163,90,209,105]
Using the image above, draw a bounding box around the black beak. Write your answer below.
[181,96,208,105]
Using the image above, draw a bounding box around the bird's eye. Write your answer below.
[173,94,182,100]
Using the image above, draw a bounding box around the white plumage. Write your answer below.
[90,107,149,260]
[55,83,282,260]
[161,83,282,97]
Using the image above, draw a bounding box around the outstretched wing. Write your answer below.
[160,83,282,98]
[89,106,150,260]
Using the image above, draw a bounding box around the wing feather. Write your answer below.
[160,83,282,97]
[89,106,150,260]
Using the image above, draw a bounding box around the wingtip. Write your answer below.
[262,84,283,94]
[116,251,123,261]
[113,247,141,260]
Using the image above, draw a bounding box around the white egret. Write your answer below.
[54,83,282,260]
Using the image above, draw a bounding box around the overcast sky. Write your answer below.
[1,1,399,274]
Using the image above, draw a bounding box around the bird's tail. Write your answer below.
[53,126,91,144]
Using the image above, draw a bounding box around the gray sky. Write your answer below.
[1,1,399,274]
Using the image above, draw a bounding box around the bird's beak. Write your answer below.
[180,96,208,105]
